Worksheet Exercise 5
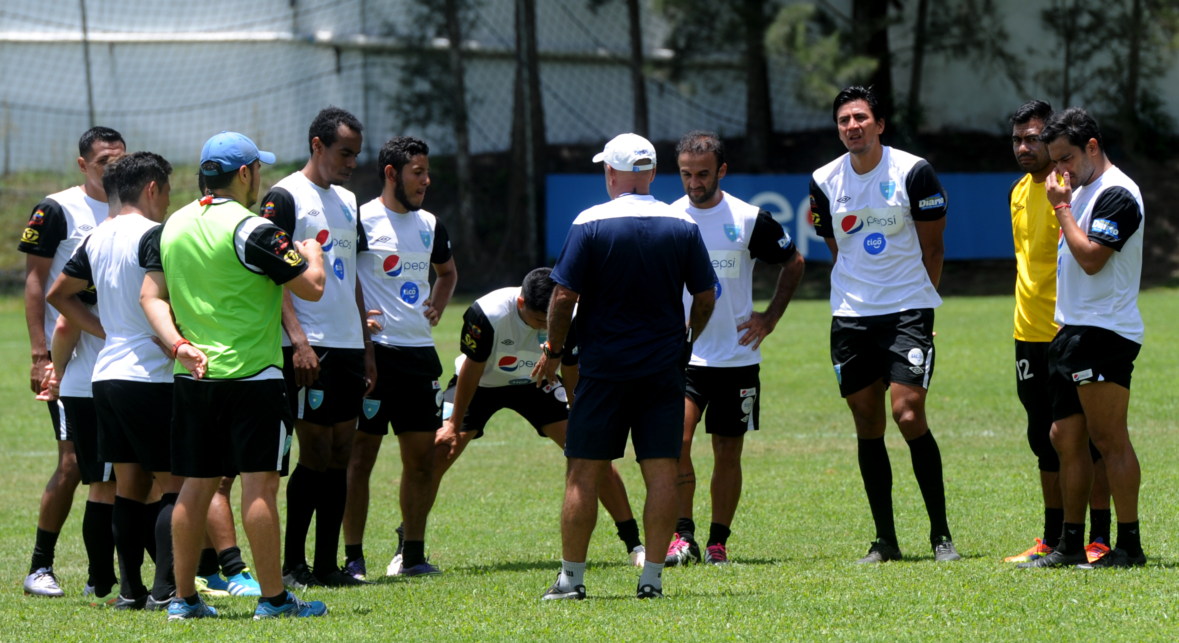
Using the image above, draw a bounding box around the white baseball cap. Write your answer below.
[592,133,657,172]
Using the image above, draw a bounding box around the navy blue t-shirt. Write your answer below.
[551,194,716,379]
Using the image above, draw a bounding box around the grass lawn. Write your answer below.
[0,290,1177,641]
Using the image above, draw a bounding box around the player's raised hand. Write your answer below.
[736,311,777,350]
[296,238,323,262]
[365,309,384,333]
[1046,169,1072,208]
[177,343,209,379]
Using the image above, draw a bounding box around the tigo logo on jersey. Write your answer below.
[363,399,380,420]
[420,231,432,247]
[315,229,334,252]
[918,194,946,210]
[841,215,864,234]
[724,224,740,242]
[1091,219,1119,239]
[713,278,722,300]
[863,232,886,255]
[400,282,420,304]
[333,258,345,280]
[880,180,896,199]
[384,255,404,277]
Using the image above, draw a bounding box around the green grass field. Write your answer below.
[1,291,1178,641]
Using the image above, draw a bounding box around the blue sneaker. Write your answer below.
[226,569,262,596]
[402,558,443,577]
[253,591,327,619]
[167,596,218,621]
[196,574,230,597]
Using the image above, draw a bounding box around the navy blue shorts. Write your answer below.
[565,366,685,462]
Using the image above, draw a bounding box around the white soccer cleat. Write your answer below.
[386,553,404,577]
[629,546,646,569]
[24,567,65,597]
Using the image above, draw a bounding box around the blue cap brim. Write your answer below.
[258,151,276,165]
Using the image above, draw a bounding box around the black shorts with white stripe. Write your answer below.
[171,376,294,478]
[60,397,113,485]
[830,308,936,398]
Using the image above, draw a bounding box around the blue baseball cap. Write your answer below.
[199,132,276,176]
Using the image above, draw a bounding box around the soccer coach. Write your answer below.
[535,133,716,600]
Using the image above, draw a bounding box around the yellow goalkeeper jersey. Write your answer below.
[1010,174,1059,342]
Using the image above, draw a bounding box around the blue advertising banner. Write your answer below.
[546,173,1022,262]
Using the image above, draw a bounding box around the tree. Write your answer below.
[588,0,649,136]
[764,4,877,110]
[508,0,547,268]
[852,0,896,124]
[658,0,777,171]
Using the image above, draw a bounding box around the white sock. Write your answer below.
[557,560,586,590]
[638,561,663,590]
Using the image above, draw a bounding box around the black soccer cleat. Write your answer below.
[664,533,701,567]
[282,563,325,590]
[932,536,962,562]
[1016,548,1087,568]
[316,568,373,587]
[1076,547,1147,569]
[856,539,903,564]
[636,584,664,599]
[113,593,147,610]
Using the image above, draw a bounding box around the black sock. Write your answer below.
[857,437,897,546]
[218,546,247,577]
[283,465,320,570]
[197,548,220,577]
[183,593,201,606]
[29,527,60,574]
[675,517,696,542]
[82,501,117,593]
[403,540,426,568]
[1089,508,1112,545]
[313,468,348,576]
[345,544,364,564]
[1043,507,1064,549]
[151,493,178,600]
[262,592,288,607]
[1060,522,1085,554]
[1116,521,1142,557]
[143,500,162,563]
[707,522,731,547]
[113,496,147,598]
[615,519,642,552]
[906,431,952,543]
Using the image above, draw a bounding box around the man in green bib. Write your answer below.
[140,132,328,620]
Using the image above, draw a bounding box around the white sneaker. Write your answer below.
[386,553,404,577]
[629,546,646,569]
[24,567,65,597]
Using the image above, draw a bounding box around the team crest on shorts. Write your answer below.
[724,224,740,242]
[880,180,896,199]
[283,433,293,457]
[363,399,380,420]
[834,363,842,385]
[308,389,324,410]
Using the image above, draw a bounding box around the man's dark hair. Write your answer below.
[113,151,172,205]
[1040,107,1104,153]
[197,172,206,195]
[101,162,120,202]
[78,126,124,159]
[521,267,556,312]
[676,130,726,169]
[378,136,430,185]
[1010,100,1053,126]
[308,106,364,155]
[832,86,884,123]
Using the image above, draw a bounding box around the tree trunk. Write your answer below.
[741,0,772,172]
[444,0,475,248]
[627,0,648,137]
[906,0,929,135]
[1062,1,1072,106]
[509,0,547,269]
[854,0,894,124]
[1123,0,1143,152]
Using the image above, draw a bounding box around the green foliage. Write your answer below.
[2,290,1179,639]
[654,0,781,80]
[924,0,1026,93]
[764,4,878,111]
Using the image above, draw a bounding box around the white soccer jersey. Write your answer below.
[63,214,174,383]
[59,302,103,399]
[810,147,948,317]
[261,172,364,349]
[454,287,580,387]
[1055,165,1144,344]
[674,192,798,367]
[18,186,107,342]
[356,198,452,348]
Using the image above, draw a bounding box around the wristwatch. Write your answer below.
[542,341,563,359]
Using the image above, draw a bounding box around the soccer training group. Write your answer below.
[16,84,1146,616]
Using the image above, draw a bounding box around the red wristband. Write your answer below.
[1054,203,1071,210]
[172,338,192,358]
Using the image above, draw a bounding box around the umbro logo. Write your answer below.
[836,196,851,203]
[1013,203,1025,212]
[909,366,925,375]
[78,224,94,231]
[307,209,322,217]
[501,339,515,346]
[375,236,391,243]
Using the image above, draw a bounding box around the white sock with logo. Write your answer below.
[638,561,664,590]
[557,560,586,591]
